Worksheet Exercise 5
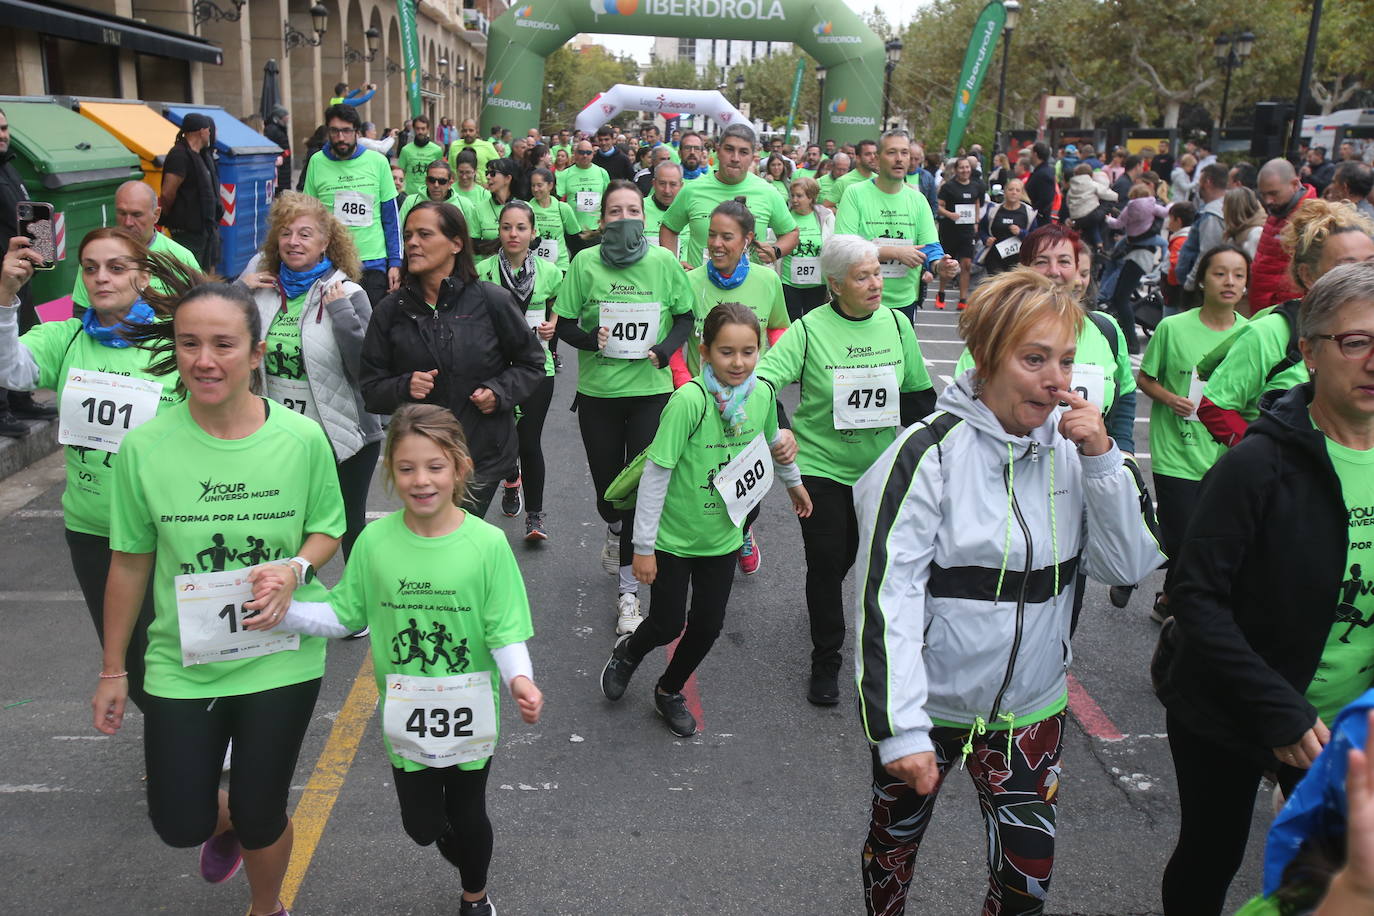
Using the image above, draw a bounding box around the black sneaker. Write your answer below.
[501,480,522,518]
[807,669,840,706]
[1109,584,1136,609]
[600,634,640,701]
[459,894,496,916]
[9,396,56,420]
[0,412,28,438]
[524,512,548,543]
[654,689,697,737]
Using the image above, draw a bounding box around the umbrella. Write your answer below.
[259,59,282,125]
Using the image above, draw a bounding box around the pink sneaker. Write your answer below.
[198,829,242,884]
[738,529,761,576]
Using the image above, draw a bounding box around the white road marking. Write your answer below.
[0,590,84,602]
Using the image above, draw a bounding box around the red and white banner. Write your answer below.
[219,183,237,227]
[575,84,746,134]
[53,211,67,262]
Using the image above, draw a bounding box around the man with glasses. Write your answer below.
[560,140,611,235]
[303,103,400,305]
[447,118,498,188]
[659,122,799,269]
[678,131,709,181]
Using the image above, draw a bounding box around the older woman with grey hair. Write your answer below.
[1157,261,1374,915]
[757,234,936,705]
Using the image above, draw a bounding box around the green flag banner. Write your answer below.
[945,0,1006,154]
[782,57,804,147]
[398,0,422,118]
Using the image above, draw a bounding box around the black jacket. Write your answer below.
[1024,161,1056,217]
[359,275,545,480]
[263,120,291,191]
[1156,383,1349,761]
[0,150,32,309]
[593,149,634,182]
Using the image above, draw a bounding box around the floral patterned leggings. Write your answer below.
[862,712,1066,916]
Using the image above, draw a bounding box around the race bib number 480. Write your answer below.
[713,434,774,526]
[175,567,300,667]
[59,369,162,452]
[833,365,900,429]
[383,672,498,767]
[598,301,661,359]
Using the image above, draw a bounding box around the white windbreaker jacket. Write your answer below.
[853,372,1165,764]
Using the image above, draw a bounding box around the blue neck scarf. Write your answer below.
[681,163,709,180]
[702,364,756,435]
[83,300,155,349]
[279,257,335,299]
[706,252,749,291]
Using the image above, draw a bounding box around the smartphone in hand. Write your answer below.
[16,201,56,270]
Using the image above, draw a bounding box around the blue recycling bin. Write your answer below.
[162,105,282,280]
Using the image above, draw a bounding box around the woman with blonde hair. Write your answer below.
[854,267,1163,915]
[239,190,380,559]
[1222,186,1266,258]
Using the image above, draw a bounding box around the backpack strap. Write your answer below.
[1085,309,1120,361]
[1264,299,1305,385]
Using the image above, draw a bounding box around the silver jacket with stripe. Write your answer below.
[853,372,1165,764]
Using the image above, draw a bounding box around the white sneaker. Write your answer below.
[600,527,620,576]
[615,592,643,635]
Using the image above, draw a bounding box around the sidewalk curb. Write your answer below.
[0,417,59,483]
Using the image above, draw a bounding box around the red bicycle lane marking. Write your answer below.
[1066,672,1123,741]
[665,635,705,731]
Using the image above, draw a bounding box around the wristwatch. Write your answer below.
[287,556,315,586]
[772,245,782,261]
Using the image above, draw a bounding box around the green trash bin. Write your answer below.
[0,97,142,315]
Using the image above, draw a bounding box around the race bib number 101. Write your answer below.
[59,369,162,452]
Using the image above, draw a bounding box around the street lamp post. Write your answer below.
[1213,29,1256,130]
[992,0,1020,154]
[882,38,903,131]
[734,74,745,111]
[815,65,826,147]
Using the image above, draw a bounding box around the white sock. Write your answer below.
[618,566,638,595]
[608,520,623,536]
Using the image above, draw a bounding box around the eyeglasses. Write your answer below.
[1315,331,1374,360]
[426,176,451,185]
[575,149,593,155]
[680,144,704,152]
[327,127,356,137]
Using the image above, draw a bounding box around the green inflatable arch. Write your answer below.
[481,0,885,144]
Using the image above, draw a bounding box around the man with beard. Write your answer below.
[396,115,443,196]
[793,144,822,182]
[659,123,799,269]
[158,112,221,270]
[447,118,498,187]
[592,126,634,182]
[1250,157,1318,310]
[642,159,684,258]
[303,103,400,305]
[678,131,709,181]
[823,138,877,208]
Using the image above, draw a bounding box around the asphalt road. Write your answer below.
[0,301,1278,915]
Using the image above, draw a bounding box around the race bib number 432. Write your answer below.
[383,672,498,767]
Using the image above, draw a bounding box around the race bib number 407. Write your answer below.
[598,301,661,359]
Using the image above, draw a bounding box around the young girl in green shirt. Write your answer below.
[600,303,809,737]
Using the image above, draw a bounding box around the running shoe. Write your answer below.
[600,634,640,701]
[198,829,243,884]
[615,592,642,635]
[1150,592,1170,625]
[260,907,290,916]
[807,669,840,706]
[525,512,548,543]
[654,689,698,737]
[501,479,523,518]
[957,300,967,310]
[460,895,496,915]
[600,527,620,576]
[346,626,370,640]
[1109,584,1136,608]
[934,294,946,310]
[738,529,761,576]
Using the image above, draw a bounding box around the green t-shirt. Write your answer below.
[446,139,499,185]
[834,180,939,310]
[1139,309,1248,481]
[398,188,476,230]
[643,195,684,261]
[302,148,398,262]
[72,231,202,310]
[817,175,838,207]
[781,208,827,291]
[529,197,582,274]
[683,263,788,377]
[1306,430,1374,725]
[953,312,1136,414]
[826,168,873,205]
[396,139,446,197]
[452,185,488,210]
[757,304,933,485]
[466,193,503,267]
[660,171,799,269]
[765,177,790,199]
[794,167,818,183]
[647,378,779,557]
[110,401,345,699]
[1202,312,1310,420]
[554,245,693,398]
[477,253,561,376]
[20,318,180,537]
[559,164,611,231]
[323,510,534,771]
[264,292,307,386]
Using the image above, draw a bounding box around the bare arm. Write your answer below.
[158,173,184,215]
[92,551,155,734]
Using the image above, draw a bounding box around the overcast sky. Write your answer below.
[583,0,913,64]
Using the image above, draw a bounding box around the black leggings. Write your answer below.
[575,392,669,569]
[798,475,859,676]
[506,374,554,514]
[336,439,381,560]
[1108,260,1145,354]
[1162,711,1302,915]
[783,283,830,322]
[393,760,493,893]
[1152,473,1203,594]
[65,528,156,713]
[625,551,737,693]
[141,678,321,850]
